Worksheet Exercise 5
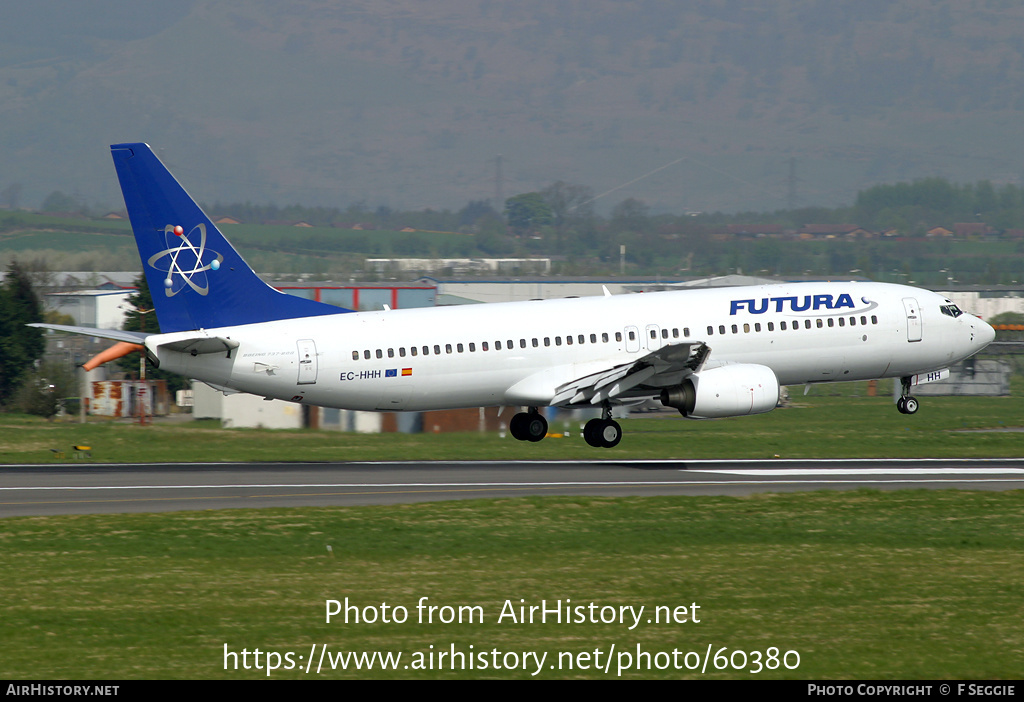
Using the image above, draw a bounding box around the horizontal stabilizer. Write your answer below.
[28,323,148,344]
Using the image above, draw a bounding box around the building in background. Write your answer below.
[45,289,133,329]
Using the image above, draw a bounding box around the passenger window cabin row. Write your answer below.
[707,315,879,335]
[351,327,690,361]
[350,315,879,361]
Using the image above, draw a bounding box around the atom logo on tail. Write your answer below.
[147,224,224,297]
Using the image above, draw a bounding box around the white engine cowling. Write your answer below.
[660,364,780,418]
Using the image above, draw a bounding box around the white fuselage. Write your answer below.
[148,282,994,412]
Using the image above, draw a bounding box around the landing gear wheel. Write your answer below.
[510,410,548,442]
[599,419,622,448]
[525,413,548,442]
[896,396,919,415]
[896,376,920,415]
[509,412,529,440]
[584,418,622,448]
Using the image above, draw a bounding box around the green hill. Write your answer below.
[2,1,1023,216]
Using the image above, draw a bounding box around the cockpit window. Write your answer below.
[940,304,963,318]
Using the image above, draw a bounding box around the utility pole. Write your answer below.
[137,308,154,425]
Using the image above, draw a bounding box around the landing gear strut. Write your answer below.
[509,408,548,442]
[896,377,919,415]
[583,404,622,448]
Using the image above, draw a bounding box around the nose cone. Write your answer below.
[975,317,996,351]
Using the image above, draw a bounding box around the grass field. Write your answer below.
[1,389,1022,679]
[1,492,1022,679]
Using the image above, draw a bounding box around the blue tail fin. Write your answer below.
[110,143,348,333]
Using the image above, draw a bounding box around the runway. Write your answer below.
[2,458,1024,517]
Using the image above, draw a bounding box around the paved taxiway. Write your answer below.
[2,458,1024,517]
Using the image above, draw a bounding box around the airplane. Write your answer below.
[32,143,996,448]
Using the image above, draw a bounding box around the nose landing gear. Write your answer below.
[896,377,919,415]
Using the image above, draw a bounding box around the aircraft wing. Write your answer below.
[551,341,710,407]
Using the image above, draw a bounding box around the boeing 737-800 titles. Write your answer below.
[33,144,996,448]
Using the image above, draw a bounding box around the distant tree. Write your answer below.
[973,180,997,217]
[345,200,371,220]
[504,193,552,235]
[17,257,56,291]
[540,181,594,253]
[122,273,156,335]
[10,360,76,420]
[119,274,189,393]
[458,199,498,228]
[0,260,45,405]
[540,181,594,229]
[40,190,85,214]
[474,217,515,255]
[848,177,1024,230]
[988,311,1024,326]
[43,309,75,326]
[610,198,650,233]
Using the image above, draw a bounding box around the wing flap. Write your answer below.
[552,341,710,407]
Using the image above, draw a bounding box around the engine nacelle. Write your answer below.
[660,364,780,418]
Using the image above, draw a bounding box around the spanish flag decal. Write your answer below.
[402,368,413,376]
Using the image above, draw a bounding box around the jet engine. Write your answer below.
[660,364,780,418]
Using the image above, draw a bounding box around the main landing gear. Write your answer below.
[896,377,919,415]
[508,406,623,448]
[583,405,622,448]
[509,408,548,442]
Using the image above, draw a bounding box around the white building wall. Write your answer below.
[46,290,131,328]
[191,382,303,429]
[95,293,133,329]
[350,410,383,433]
